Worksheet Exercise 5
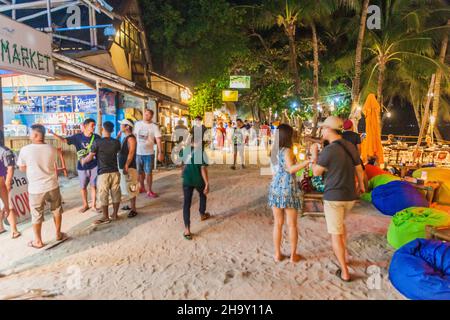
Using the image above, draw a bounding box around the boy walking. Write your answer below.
[181,127,211,240]
[17,124,64,249]
[82,122,121,224]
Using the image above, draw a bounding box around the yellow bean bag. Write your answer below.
[413,168,450,205]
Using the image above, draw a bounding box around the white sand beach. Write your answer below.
[0,157,404,300]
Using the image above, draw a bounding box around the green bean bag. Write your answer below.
[387,207,450,249]
[413,168,450,205]
[368,174,401,190]
[361,192,372,203]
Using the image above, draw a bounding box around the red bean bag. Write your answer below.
[365,164,388,180]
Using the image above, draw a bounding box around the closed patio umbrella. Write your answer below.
[361,93,384,164]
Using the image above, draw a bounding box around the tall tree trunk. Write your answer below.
[416,75,436,155]
[351,0,370,117]
[431,19,449,142]
[286,24,301,97]
[311,22,320,137]
[377,59,386,134]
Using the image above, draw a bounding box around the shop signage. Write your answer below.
[0,170,31,224]
[230,76,251,89]
[16,96,43,113]
[120,93,145,110]
[100,90,116,115]
[44,95,73,113]
[222,90,239,102]
[0,15,54,77]
[73,94,97,113]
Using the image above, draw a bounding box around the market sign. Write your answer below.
[222,90,239,102]
[0,14,54,77]
[230,76,251,89]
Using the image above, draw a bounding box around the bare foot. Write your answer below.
[290,254,302,263]
[274,253,286,262]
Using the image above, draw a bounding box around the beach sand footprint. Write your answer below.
[223,270,235,284]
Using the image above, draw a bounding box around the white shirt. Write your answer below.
[133,121,162,155]
[16,144,59,194]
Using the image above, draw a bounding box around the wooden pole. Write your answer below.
[96,80,102,135]
[0,77,4,146]
[414,74,436,163]
[46,0,52,28]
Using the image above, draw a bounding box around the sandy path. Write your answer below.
[0,160,404,300]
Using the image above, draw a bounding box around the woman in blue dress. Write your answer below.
[268,124,310,263]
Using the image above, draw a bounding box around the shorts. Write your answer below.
[29,188,63,225]
[78,167,98,189]
[119,168,139,199]
[323,200,355,235]
[97,172,122,207]
[137,154,154,174]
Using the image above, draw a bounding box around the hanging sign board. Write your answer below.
[222,90,239,102]
[0,14,54,77]
[230,76,251,89]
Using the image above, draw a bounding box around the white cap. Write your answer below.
[119,119,134,128]
[318,116,343,130]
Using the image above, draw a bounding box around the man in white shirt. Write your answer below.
[134,109,164,198]
[17,124,64,249]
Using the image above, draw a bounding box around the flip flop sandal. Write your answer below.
[335,269,351,282]
[12,232,21,239]
[56,233,68,242]
[79,207,90,213]
[122,205,132,211]
[0,229,6,235]
[93,218,111,225]
[127,210,138,218]
[201,213,211,221]
[28,241,45,249]
[183,233,193,241]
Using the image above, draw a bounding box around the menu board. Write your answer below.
[17,96,43,113]
[100,90,117,115]
[44,95,73,113]
[73,94,97,113]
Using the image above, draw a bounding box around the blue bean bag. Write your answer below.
[372,181,429,216]
[389,239,450,300]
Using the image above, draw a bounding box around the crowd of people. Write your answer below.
[0,108,216,248]
[2,110,369,283]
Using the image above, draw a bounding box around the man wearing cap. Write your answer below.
[310,116,365,282]
[342,119,362,155]
[118,119,139,218]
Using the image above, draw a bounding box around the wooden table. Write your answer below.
[425,225,450,242]
[407,181,441,206]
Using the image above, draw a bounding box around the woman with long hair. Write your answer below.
[268,124,309,263]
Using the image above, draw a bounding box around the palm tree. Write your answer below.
[431,19,449,140]
[252,0,302,97]
[351,0,370,116]
[362,1,446,111]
